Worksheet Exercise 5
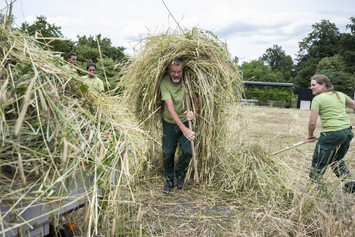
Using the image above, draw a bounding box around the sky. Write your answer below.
[2,0,355,63]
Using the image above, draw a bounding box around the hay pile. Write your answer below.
[118,29,304,234]
[0,15,146,236]
[120,28,244,183]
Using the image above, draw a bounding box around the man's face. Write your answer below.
[168,64,183,84]
[68,56,77,65]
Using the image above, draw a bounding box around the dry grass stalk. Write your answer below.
[0,14,147,236]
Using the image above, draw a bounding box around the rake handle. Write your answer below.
[270,138,318,156]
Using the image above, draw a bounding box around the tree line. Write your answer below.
[20,15,355,97]
[19,15,128,90]
[239,16,355,96]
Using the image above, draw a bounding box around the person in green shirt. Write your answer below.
[64,53,78,74]
[81,60,104,91]
[160,57,199,194]
[308,75,355,193]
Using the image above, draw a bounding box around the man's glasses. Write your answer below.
[169,71,182,75]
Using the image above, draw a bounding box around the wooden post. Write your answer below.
[185,93,199,184]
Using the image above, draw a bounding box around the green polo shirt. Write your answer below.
[81,75,104,91]
[311,91,351,132]
[160,74,187,124]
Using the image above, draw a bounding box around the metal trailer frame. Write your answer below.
[0,172,94,237]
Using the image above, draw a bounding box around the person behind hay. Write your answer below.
[308,75,355,193]
[81,60,104,91]
[64,53,78,74]
[160,57,199,194]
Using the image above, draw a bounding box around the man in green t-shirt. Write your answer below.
[160,57,199,194]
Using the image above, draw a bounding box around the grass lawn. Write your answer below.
[68,105,355,236]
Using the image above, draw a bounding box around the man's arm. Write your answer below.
[164,98,196,141]
[308,109,319,141]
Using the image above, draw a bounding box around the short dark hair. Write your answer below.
[86,60,96,70]
[67,53,76,60]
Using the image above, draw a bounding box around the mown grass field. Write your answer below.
[67,105,355,236]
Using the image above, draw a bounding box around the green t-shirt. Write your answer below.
[160,74,187,124]
[311,91,351,132]
[81,75,104,91]
[63,64,77,74]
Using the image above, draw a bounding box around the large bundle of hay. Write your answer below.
[0,15,146,236]
[120,28,243,182]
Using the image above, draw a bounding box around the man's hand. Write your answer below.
[184,111,194,121]
[182,127,196,141]
[307,134,317,142]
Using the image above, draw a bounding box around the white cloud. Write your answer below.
[181,16,204,28]
[47,16,81,27]
[120,20,150,40]
[10,0,355,63]
[210,5,237,18]
[95,17,125,28]
[24,15,37,24]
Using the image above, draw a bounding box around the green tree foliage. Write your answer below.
[339,16,355,74]
[72,35,127,93]
[294,58,319,90]
[73,44,100,64]
[73,34,126,63]
[298,20,340,59]
[346,16,355,33]
[316,54,346,72]
[20,15,73,54]
[18,15,128,92]
[316,70,355,97]
[244,85,293,107]
[240,60,293,105]
[96,57,123,92]
[259,45,294,82]
[294,20,341,91]
[240,60,284,82]
[315,54,354,96]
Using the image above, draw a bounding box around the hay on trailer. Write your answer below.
[119,28,244,183]
[0,13,146,236]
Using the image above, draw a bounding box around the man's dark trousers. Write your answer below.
[162,119,192,187]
